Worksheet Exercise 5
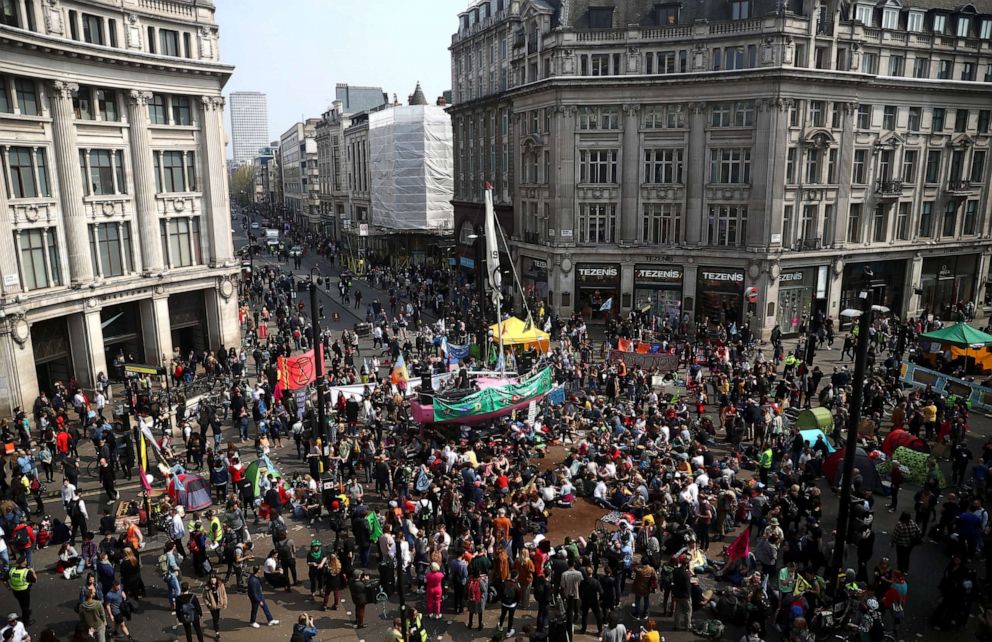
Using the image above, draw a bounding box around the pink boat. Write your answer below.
[411,376,539,425]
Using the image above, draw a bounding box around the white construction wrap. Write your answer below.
[368,105,454,231]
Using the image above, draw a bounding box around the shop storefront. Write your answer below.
[776,266,829,335]
[696,268,745,326]
[575,263,620,321]
[522,256,550,306]
[921,254,978,318]
[633,265,683,326]
[840,259,906,321]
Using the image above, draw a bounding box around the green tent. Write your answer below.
[797,407,833,431]
[919,323,992,348]
[876,446,945,488]
[245,454,283,498]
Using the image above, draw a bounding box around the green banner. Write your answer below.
[433,368,553,422]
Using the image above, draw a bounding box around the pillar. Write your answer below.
[834,102,859,247]
[3,322,39,417]
[620,104,641,244]
[199,96,234,266]
[139,296,172,367]
[685,102,706,246]
[204,284,240,351]
[682,264,698,327]
[67,309,108,391]
[552,105,576,244]
[126,90,165,273]
[0,157,21,297]
[905,254,924,318]
[754,98,788,247]
[48,81,94,286]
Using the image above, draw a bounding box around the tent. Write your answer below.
[489,317,551,353]
[881,429,929,456]
[919,323,992,348]
[800,428,835,453]
[797,408,833,431]
[245,455,283,498]
[822,448,885,494]
[167,473,213,512]
[877,446,945,488]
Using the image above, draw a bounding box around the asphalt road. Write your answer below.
[2,215,985,642]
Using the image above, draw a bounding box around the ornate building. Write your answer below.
[450,0,992,335]
[0,0,239,414]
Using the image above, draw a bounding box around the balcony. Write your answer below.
[875,180,904,199]
[795,237,822,251]
[945,179,977,196]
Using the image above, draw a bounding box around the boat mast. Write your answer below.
[484,182,505,376]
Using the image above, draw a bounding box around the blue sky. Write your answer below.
[218,0,468,150]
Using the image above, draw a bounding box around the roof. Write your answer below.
[919,323,992,347]
[409,82,428,106]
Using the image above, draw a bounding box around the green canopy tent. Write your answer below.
[919,323,992,348]
[245,454,283,499]
[797,407,832,431]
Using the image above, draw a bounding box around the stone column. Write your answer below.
[67,308,108,391]
[685,102,707,246]
[764,98,792,249]
[620,104,641,244]
[905,253,924,317]
[682,263,698,327]
[199,96,234,266]
[139,296,172,367]
[49,81,94,286]
[552,105,576,245]
[0,159,21,297]
[833,102,859,248]
[2,320,39,418]
[749,99,773,248]
[126,90,165,273]
[204,282,241,351]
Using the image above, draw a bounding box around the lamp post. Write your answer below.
[829,266,875,593]
[393,512,407,642]
[308,267,327,442]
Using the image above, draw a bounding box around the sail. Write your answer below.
[484,187,501,303]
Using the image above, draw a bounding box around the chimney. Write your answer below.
[436,96,447,107]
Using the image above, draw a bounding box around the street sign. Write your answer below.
[359,223,369,237]
[124,364,166,376]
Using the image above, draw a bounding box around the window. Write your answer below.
[588,7,613,29]
[1,0,19,27]
[800,204,818,241]
[908,107,922,131]
[149,94,167,124]
[589,54,611,76]
[903,150,918,183]
[908,11,924,32]
[154,150,196,193]
[806,149,821,184]
[828,148,839,183]
[782,205,794,246]
[707,204,748,247]
[888,55,904,76]
[82,13,103,45]
[957,16,971,38]
[80,149,125,196]
[955,109,969,132]
[831,103,842,128]
[942,201,958,237]
[961,62,976,81]
[882,8,899,29]
[709,148,751,184]
[896,202,911,240]
[642,203,681,244]
[916,201,933,237]
[171,96,192,126]
[642,104,684,129]
[932,108,945,132]
[857,104,872,129]
[924,150,942,183]
[914,57,930,78]
[159,29,180,57]
[108,18,118,47]
[789,101,800,127]
[852,149,867,184]
[855,3,873,25]
[963,200,978,235]
[161,217,202,267]
[16,228,61,290]
[872,205,888,242]
[971,150,986,183]
[883,105,897,130]
[577,106,620,130]
[848,203,863,243]
[579,149,618,184]
[933,14,947,34]
[73,87,93,120]
[710,101,754,127]
[655,3,679,25]
[577,203,617,244]
[786,148,797,183]
[979,110,991,133]
[4,147,49,199]
[14,78,38,116]
[937,59,952,79]
[89,222,133,277]
[644,148,684,184]
[810,101,825,127]
[97,89,118,121]
[182,32,191,58]
[731,0,750,20]
[863,53,879,74]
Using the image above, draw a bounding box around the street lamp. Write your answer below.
[307,267,328,443]
[829,266,875,593]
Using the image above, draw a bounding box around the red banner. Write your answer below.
[278,346,324,390]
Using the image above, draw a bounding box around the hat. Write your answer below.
[768,518,779,526]
[311,539,322,548]
[6,613,16,621]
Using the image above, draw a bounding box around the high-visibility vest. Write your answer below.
[8,568,29,591]
[759,449,773,469]
[209,517,223,542]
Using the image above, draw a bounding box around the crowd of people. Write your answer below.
[0,217,989,642]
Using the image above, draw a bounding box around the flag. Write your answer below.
[366,511,383,543]
[617,338,632,352]
[793,575,811,595]
[391,353,409,385]
[726,529,750,560]
[543,316,552,332]
[278,346,324,390]
[138,426,151,492]
[599,297,613,312]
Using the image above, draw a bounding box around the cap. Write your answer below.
[6,613,16,621]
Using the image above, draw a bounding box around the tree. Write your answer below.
[229,164,254,207]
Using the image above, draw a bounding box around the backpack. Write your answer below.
[416,502,432,529]
[467,576,482,602]
[12,526,30,550]
[290,629,306,642]
[157,554,170,576]
[178,599,196,624]
[502,581,518,603]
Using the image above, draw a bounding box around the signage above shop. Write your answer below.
[700,270,744,283]
[529,258,549,271]
[634,266,683,284]
[576,263,621,285]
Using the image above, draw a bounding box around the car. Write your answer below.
[289,245,304,258]
[250,222,260,229]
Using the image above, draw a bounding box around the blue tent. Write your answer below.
[800,428,836,453]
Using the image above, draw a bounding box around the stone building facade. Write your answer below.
[450,0,992,335]
[279,119,321,231]
[0,0,239,414]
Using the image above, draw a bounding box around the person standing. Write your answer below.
[78,586,107,642]
[348,571,370,629]
[6,558,36,625]
[201,573,228,639]
[671,556,693,631]
[425,562,445,619]
[176,581,206,642]
[559,559,583,625]
[891,512,922,573]
[103,579,132,641]
[246,565,279,628]
[579,565,604,635]
[631,557,656,620]
[498,569,521,636]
